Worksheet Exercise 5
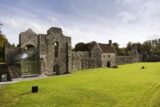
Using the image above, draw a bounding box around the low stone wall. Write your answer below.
[0,63,21,79]
[8,64,21,78]
[116,55,143,65]
[0,64,9,75]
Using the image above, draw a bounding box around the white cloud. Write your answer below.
[118,11,136,23]
[1,0,160,47]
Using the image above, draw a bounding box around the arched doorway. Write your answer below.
[107,61,111,67]
[53,64,60,75]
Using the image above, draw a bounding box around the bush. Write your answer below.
[112,65,118,69]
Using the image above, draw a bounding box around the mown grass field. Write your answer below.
[1,62,160,107]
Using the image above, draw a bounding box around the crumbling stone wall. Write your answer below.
[45,27,72,75]
[19,29,38,48]
[18,27,72,76]
[72,51,94,71]
[4,26,144,78]
[5,42,21,65]
[38,34,46,74]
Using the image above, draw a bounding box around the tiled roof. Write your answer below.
[86,41,97,51]
[74,41,117,53]
[98,43,116,53]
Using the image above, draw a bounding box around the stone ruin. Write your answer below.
[2,27,142,79]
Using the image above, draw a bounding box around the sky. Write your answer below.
[0,0,160,47]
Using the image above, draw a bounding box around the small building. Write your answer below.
[72,40,117,71]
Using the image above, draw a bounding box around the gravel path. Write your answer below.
[0,75,48,86]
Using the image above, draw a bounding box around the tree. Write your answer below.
[74,42,89,51]
[11,43,16,48]
[118,48,128,56]
[0,24,7,62]
[0,34,6,62]
[126,42,132,52]
[112,42,120,54]
[0,23,2,34]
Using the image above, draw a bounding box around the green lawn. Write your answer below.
[1,62,160,107]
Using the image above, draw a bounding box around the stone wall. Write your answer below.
[72,51,91,71]
[38,34,46,74]
[0,64,9,75]
[116,55,143,65]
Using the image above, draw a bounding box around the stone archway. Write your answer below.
[53,64,60,75]
[107,61,111,67]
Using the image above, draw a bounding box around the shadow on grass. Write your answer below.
[19,91,32,96]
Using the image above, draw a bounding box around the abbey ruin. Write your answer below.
[4,27,142,78]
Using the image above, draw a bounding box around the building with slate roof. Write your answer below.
[72,40,117,71]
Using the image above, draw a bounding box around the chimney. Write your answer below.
[109,40,112,46]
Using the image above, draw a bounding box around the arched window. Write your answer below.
[54,42,59,58]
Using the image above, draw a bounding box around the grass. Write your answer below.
[0,62,5,64]
[1,62,160,107]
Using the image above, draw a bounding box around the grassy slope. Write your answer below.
[1,62,160,107]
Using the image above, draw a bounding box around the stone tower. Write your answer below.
[44,27,72,75]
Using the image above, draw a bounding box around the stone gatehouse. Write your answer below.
[4,27,141,78]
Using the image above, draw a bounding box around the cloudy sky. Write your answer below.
[0,0,160,47]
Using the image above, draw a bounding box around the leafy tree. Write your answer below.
[0,24,7,62]
[11,43,16,48]
[74,42,89,51]
[113,43,119,50]
[118,48,128,56]
[126,42,132,52]
[0,33,6,62]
